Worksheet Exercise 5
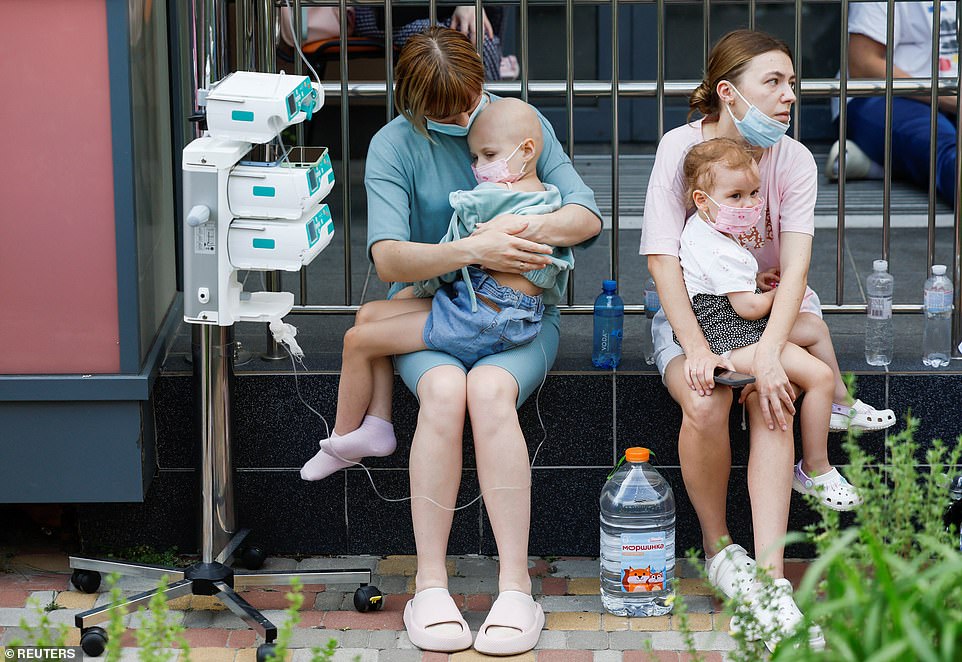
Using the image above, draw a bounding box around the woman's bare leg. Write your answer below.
[466,366,531,594]
[411,366,468,592]
[663,356,735,556]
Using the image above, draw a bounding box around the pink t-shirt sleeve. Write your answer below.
[773,140,818,236]
[640,123,699,257]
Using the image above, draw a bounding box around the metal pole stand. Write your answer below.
[69,325,382,661]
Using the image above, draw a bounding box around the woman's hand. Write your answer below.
[757,267,781,292]
[450,6,494,45]
[683,346,735,396]
[742,342,796,430]
[473,214,531,239]
[466,221,553,273]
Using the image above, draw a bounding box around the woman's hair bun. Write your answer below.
[689,80,714,114]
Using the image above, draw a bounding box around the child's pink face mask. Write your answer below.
[699,192,765,235]
[472,142,528,184]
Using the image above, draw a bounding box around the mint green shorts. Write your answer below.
[395,307,559,408]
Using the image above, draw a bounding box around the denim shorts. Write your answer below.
[423,267,544,367]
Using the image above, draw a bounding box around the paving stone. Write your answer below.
[259,557,299,572]
[374,557,418,576]
[551,559,598,578]
[689,631,736,651]
[369,576,409,594]
[674,559,703,580]
[332,649,378,662]
[565,630,610,649]
[0,575,68,592]
[538,651,593,662]
[234,649,257,662]
[455,556,499,577]
[191,595,228,611]
[451,651,534,661]
[446,576,500,594]
[538,596,603,612]
[297,557,380,572]
[10,555,71,573]
[607,630,654,650]
[540,578,567,596]
[287,627,345,647]
[313,591,349,611]
[602,614,630,631]
[322,609,404,631]
[673,613,711,632]
[227,630,258,648]
[712,614,730,632]
[186,647,236,662]
[165,595,192,610]
[367,629,400,649]
[593,651,624,662]
[0,591,30,608]
[567,578,600,595]
[648,631,689,650]
[395,631,415,649]
[678,596,713,614]
[203,610,259,629]
[182,629,231,647]
[532,630,566,650]
[629,616,670,632]
[53,591,96,610]
[374,651,422,661]
[183,611,216,628]
[544,612,601,631]
[528,559,552,577]
[677,578,713,597]
[464,593,492,612]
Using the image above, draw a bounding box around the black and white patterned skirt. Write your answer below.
[673,293,768,356]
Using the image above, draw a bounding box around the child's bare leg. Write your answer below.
[301,298,431,481]
[779,343,835,476]
[789,313,849,404]
[334,299,432,433]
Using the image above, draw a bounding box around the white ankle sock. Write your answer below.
[322,415,397,460]
[299,432,354,481]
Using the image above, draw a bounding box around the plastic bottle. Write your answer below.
[922,265,954,368]
[943,475,962,552]
[600,447,675,616]
[643,276,661,365]
[593,280,624,369]
[865,259,894,366]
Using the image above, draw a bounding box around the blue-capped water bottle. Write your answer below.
[643,276,661,365]
[593,280,624,369]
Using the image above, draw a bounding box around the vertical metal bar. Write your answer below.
[385,0,395,122]
[837,0,849,306]
[475,0,484,59]
[430,0,437,27]
[748,0,755,32]
[294,0,305,148]
[927,0,941,269]
[566,0,575,307]
[656,0,664,140]
[792,0,802,141]
[610,0,619,281]
[954,10,962,354]
[882,0,894,262]
[702,0,710,68]
[521,0,529,102]
[339,0,352,305]
[234,0,251,72]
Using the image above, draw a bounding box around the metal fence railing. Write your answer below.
[196,0,962,354]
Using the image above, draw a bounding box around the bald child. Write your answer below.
[301,98,573,481]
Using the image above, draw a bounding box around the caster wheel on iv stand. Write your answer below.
[71,569,102,594]
[256,643,277,662]
[238,546,267,570]
[353,585,384,612]
[80,626,108,657]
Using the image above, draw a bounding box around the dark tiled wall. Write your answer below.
[78,371,962,558]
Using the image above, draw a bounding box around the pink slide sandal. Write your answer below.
[402,587,473,653]
[473,590,545,656]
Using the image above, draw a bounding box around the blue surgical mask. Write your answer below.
[723,82,790,148]
[425,94,489,136]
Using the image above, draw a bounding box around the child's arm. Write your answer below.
[728,288,777,320]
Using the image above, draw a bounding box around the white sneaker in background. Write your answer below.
[825,139,884,180]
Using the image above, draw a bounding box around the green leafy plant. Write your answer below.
[671,376,962,659]
[108,546,185,567]
[7,597,70,648]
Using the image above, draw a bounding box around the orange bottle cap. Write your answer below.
[625,447,649,463]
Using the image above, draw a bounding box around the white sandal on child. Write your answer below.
[792,461,861,511]
[829,399,896,432]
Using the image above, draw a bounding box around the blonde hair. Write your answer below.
[688,29,793,122]
[394,26,485,138]
[683,138,757,202]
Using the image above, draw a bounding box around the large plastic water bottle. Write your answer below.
[865,259,894,366]
[643,276,661,365]
[922,264,954,368]
[593,280,624,369]
[600,447,675,616]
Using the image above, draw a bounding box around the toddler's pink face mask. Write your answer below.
[698,192,765,235]
[472,142,528,184]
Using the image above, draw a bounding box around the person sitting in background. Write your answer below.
[353,5,507,80]
[829,1,958,208]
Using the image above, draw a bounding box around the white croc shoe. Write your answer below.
[729,578,826,653]
[829,399,896,432]
[824,139,884,180]
[793,461,861,511]
[706,543,757,599]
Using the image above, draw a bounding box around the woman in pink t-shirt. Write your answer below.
[641,30,826,651]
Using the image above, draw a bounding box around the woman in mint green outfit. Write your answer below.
[363,27,600,655]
